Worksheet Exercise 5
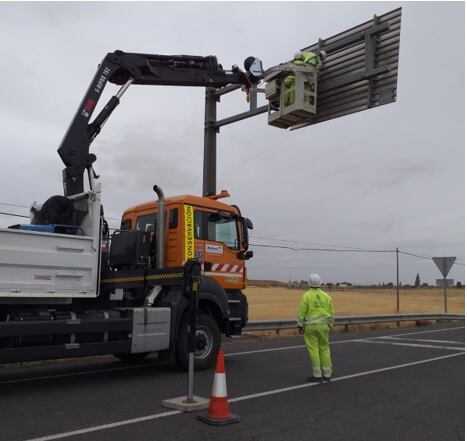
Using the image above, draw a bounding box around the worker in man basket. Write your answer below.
[284,50,326,107]
[297,273,334,383]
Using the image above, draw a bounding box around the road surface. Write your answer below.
[1,323,464,441]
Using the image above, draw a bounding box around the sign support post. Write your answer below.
[161,260,209,412]
[185,259,200,403]
[396,247,400,313]
[443,276,447,313]
[432,257,456,313]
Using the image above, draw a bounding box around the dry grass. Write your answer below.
[245,286,465,320]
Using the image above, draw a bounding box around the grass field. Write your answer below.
[245,287,465,320]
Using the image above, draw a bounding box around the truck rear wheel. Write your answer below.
[176,313,220,371]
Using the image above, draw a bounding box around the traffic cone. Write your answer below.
[196,350,240,425]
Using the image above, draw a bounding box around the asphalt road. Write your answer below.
[1,323,464,441]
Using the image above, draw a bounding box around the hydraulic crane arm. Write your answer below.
[57,50,263,196]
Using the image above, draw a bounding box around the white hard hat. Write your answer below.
[308,273,322,288]
[294,51,303,59]
[319,50,327,60]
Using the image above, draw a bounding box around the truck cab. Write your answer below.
[120,193,253,291]
[110,192,253,345]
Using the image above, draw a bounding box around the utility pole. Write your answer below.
[396,247,400,313]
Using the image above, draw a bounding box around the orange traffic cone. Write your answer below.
[196,350,240,425]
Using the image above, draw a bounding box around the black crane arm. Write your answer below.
[57,50,263,196]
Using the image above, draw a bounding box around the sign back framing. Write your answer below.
[294,7,402,129]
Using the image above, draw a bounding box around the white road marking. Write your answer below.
[373,326,465,338]
[231,352,465,403]
[24,352,465,441]
[224,334,388,357]
[381,337,465,345]
[23,409,182,441]
[225,345,304,357]
[354,339,464,351]
[225,326,465,357]
[2,326,463,385]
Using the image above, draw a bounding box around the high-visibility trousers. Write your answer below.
[303,324,332,378]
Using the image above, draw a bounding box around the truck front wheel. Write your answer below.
[176,313,220,370]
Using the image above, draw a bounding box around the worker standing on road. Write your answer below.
[297,273,334,383]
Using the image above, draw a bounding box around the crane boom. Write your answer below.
[57,50,263,196]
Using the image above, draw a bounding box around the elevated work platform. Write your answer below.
[264,63,318,129]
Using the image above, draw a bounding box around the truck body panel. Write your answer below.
[0,188,101,299]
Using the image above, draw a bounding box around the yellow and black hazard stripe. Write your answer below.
[101,272,184,286]
[146,272,184,281]
[100,275,145,284]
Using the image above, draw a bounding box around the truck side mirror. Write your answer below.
[237,250,254,261]
[244,251,254,260]
[241,217,253,250]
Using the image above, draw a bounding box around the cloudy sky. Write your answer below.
[0,1,464,285]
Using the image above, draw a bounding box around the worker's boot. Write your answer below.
[306,376,323,383]
[323,376,332,382]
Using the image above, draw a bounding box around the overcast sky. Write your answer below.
[0,1,464,285]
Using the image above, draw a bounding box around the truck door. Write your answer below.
[202,209,244,290]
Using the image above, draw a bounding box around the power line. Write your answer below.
[250,243,394,253]
[250,234,370,251]
[399,251,432,260]
[0,211,29,218]
[399,250,465,266]
[250,243,465,266]
[0,206,464,266]
[0,208,120,223]
[0,202,29,209]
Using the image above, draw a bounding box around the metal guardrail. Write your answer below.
[245,314,465,333]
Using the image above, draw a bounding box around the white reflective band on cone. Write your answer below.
[211,372,227,397]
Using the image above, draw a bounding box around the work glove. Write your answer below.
[298,327,304,335]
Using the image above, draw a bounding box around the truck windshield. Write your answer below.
[207,215,239,250]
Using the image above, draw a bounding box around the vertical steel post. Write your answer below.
[182,259,200,404]
[186,276,195,403]
[203,88,218,197]
[187,352,195,402]
[396,247,400,313]
[443,277,448,313]
[249,86,258,111]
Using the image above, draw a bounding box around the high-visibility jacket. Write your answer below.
[284,51,321,106]
[297,287,335,327]
[294,51,322,70]
[284,51,322,89]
